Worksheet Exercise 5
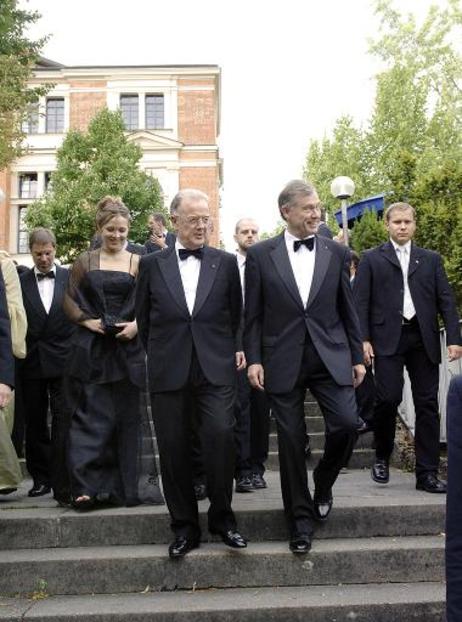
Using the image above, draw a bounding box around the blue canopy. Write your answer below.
[334,193,385,227]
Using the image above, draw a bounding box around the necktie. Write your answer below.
[293,238,315,252]
[37,271,55,280]
[396,247,415,320]
[179,248,203,261]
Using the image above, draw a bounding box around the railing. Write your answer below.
[399,322,462,442]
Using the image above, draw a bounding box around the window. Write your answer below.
[45,172,53,192]
[19,173,38,199]
[46,98,65,133]
[22,104,39,134]
[18,207,29,254]
[120,94,139,130]
[145,94,164,129]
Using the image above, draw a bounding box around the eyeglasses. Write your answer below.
[182,216,210,226]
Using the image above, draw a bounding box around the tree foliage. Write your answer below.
[304,0,462,306]
[350,209,387,253]
[0,0,50,169]
[26,109,165,263]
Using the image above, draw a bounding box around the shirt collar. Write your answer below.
[284,229,315,243]
[391,239,411,254]
[235,251,246,266]
[34,265,56,277]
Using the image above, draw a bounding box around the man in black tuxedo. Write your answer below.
[136,189,247,559]
[20,228,74,502]
[354,202,461,492]
[244,180,365,554]
[144,212,176,254]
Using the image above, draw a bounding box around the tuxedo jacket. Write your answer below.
[244,233,363,393]
[0,271,14,387]
[353,241,461,364]
[135,244,242,392]
[144,232,176,254]
[20,266,74,379]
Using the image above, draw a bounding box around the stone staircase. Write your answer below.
[0,398,446,620]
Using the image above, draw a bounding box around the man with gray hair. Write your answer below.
[136,189,247,559]
[244,179,365,554]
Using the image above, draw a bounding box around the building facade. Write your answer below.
[0,58,222,258]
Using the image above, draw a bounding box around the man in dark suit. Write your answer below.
[244,180,365,554]
[144,212,176,254]
[20,228,74,502]
[354,202,461,492]
[136,189,247,559]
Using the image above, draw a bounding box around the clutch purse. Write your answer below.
[102,314,124,335]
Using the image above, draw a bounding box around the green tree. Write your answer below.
[0,0,50,169]
[350,209,387,253]
[26,108,165,263]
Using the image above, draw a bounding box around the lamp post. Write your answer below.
[330,176,355,247]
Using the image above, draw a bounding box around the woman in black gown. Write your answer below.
[64,197,162,509]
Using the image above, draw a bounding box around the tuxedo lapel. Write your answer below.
[193,247,221,316]
[48,267,65,317]
[270,235,304,310]
[157,246,190,317]
[381,241,401,269]
[306,236,331,309]
[408,244,423,278]
[22,269,47,319]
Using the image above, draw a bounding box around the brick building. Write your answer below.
[0,57,222,258]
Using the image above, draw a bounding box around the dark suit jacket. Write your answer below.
[0,271,14,387]
[354,241,461,364]
[244,233,363,393]
[135,244,242,392]
[144,232,176,254]
[20,266,74,379]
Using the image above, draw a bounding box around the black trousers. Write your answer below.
[235,369,270,477]
[446,375,462,622]
[269,337,358,537]
[22,376,70,499]
[152,356,237,540]
[373,322,440,478]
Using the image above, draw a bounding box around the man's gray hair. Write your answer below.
[170,189,209,215]
[278,180,317,218]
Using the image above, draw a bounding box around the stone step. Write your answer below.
[0,471,443,550]
[0,582,445,621]
[267,447,375,469]
[268,431,373,451]
[0,535,445,596]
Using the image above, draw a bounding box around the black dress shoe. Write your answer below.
[416,473,447,494]
[217,530,248,549]
[289,533,312,554]
[28,484,51,498]
[194,483,207,501]
[251,473,267,489]
[314,489,333,522]
[168,536,200,559]
[235,476,254,493]
[371,459,389,484]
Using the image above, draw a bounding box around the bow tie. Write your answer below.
[36,271,55,280]
[293,237,315,252]
[179,248,203,261]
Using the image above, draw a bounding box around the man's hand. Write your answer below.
[116,321,138,341]
[353,364,366,388]
[448,345,462,362]
[363,341,374,367]
[248,363,265,391]
[235,351,246,371]
[81,318,105,334]
[0,383,12,409]
[150,234,167,249]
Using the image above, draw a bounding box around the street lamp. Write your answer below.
[330,176,355,247]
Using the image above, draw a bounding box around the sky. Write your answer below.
[20,0,445,248]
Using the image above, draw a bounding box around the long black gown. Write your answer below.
[64,250,163,506]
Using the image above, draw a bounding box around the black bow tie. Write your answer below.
[37,271,55,280]
[293,237,315,252]
[179,248,203,261]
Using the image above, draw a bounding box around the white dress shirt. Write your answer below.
[176,240,202,315]
[34,265,56,314]
[391,240,416,320]
[284,230,316,308]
